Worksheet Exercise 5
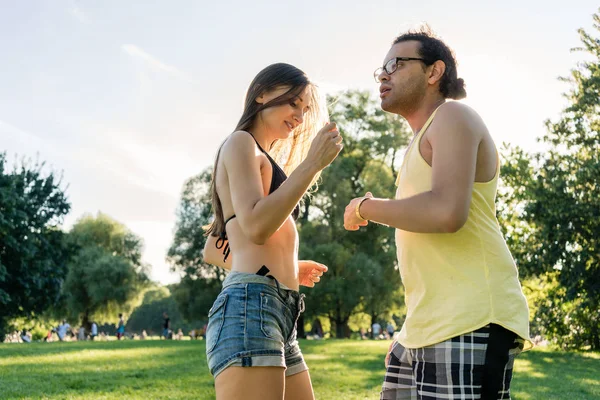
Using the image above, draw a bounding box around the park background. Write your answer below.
[1,1,599,399]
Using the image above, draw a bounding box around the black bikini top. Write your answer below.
[216,132,300,262]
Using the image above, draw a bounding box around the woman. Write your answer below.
[203,63,343,400]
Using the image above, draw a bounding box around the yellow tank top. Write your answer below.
[394,105,532,350]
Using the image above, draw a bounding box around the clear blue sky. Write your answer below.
[1,0,597,284]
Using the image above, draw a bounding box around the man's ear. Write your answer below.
[428,60,446,86]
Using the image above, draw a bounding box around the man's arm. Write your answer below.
[348,103,482,233]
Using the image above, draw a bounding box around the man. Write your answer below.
[78,326,86,341]
[56,320,71,342]
[344,27,532,399]
[90,321,98,341]
[162,312,170,340]
[116,314,125,340]
[372,321,382,339]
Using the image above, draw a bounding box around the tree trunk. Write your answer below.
[334,317,351,338]
[335,320,345,338]
[301,197,311,223]
[0,317,7,342]
[82,310,92,332]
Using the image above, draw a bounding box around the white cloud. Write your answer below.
[121,44,200,85]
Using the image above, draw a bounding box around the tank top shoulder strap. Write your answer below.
[415,103,444,142]
[395,103,445,187]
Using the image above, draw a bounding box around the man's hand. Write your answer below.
[385,340,396,368]
[344,192,373,231]
[298,260,328,287]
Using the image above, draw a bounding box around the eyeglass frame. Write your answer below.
[374,57,434,83]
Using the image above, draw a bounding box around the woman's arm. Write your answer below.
[203,234,232,270]
[223,127,341,244]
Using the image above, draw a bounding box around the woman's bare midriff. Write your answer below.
[217,149,300,290]
[225,216,300,290]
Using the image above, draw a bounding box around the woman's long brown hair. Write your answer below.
[206,63,326,238]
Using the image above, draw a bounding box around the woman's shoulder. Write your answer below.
[221,130,263,162]
[221,130,255,153]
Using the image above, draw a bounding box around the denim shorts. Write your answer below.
[205,271,307,379]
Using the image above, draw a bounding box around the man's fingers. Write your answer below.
[314,264,328,273]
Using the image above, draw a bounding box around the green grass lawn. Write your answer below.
[0,339,598,399]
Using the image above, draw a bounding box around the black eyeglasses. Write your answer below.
[374,57,432,83]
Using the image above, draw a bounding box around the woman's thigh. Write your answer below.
[285,370,315,400]
[215,366,285,400]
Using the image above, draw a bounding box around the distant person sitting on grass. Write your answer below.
[176,328,184,340]
[20,328,31,343]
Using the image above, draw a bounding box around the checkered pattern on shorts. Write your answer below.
[381,324,524,400]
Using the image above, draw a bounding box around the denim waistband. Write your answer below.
[223,271,295,292]
[223,271,305,322]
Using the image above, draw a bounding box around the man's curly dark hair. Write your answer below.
[393,26,466,100]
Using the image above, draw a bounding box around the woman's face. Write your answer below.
[256,85,312,140]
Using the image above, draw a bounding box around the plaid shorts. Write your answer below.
[381,324,524,400]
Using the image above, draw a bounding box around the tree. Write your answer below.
[497,10,600,350]
[0,154,71,338]
[61,213,149,330]
[126,285,204,335]
[167,169,224,321]
[298,90,409,337]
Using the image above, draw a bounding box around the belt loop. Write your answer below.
[266,274,283,297]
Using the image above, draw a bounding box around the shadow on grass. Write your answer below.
[511,348,599,400]
[301,339,387,392]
